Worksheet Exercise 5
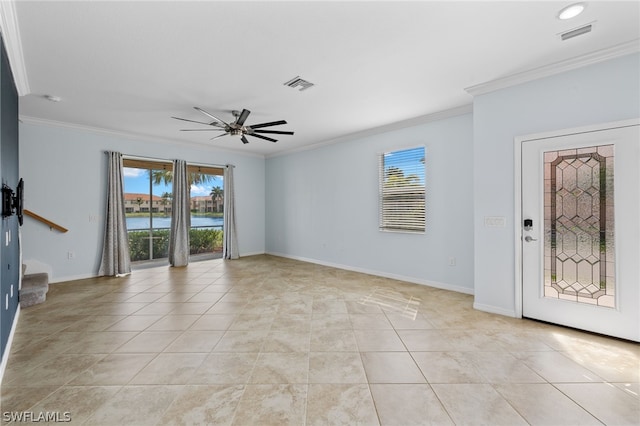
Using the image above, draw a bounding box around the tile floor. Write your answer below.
[1,255,638,425]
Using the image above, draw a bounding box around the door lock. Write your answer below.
[524,219,533,231]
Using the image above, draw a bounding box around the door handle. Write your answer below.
[524,236,538,242]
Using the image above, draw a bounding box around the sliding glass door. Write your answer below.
[123,159,225,263]
[123,164,173,262]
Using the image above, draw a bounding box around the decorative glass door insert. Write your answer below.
[543,145,615,308]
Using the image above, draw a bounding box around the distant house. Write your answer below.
[124,193,171,214]
[191,195,222,213]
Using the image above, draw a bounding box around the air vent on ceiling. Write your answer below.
[284,76,314,91]
[560,23,593,41]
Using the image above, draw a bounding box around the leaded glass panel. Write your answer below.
[543,145,615,308]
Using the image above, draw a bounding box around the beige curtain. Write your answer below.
[169,159,190,266]
[223,165,239,259]
[99,151,131,276]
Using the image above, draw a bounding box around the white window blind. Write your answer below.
[378,146,425,233]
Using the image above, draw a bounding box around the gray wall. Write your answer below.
[0,32,19,363]
[265,112,475,293]
[472,53,640,316]
[19,122,266,282]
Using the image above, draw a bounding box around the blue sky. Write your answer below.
[383,146,426,183]
[123,168,222,197]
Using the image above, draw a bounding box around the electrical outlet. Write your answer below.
[67,251,75,260]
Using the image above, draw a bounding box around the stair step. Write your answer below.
[21,272,49,308]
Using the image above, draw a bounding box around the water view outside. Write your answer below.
[126,216,223,230]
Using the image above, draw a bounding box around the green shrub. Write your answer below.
[128,228,223,261]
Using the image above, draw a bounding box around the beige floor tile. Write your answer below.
[309,352,367,383]
[70,353,155,385]
[397,329,454,351]
[213,330,268,352]
[105,314,163,331]
[513,351,604,383]
[494,383,601,425]
[189,314,236,330]
[164,330,224,352]
[0,385,61,413]
[114,331,181,353]
[228,313,275,330]
[310,313,352,330]
[146,314,200,331]
[385,312,435,330]
[432,383,528,425]
[66,331,138,354]
[468,352,546,383]
[413,351,485,384]
[159,385,244,426]
[555,382,640,425]
[271,313,311,331]
[354,329,406,352]
[361,352,426,383]
[5,353,104,387]
[370,384,453,425]
[5,256,638,426]
[169,301,216,315]
[190,352,258,384]
[263,330,311,352]
[83,385,181,425]
[28,385,121,424]
[61,315,127,332]
[310,329,359,352]
[250,352,309,384]
[130,353,207,384]
[307,383,379,425]
[350,313,393,329]
[232,384,307,426]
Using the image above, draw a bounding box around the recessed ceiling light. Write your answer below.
[558,3,586,20]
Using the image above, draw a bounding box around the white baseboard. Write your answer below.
[473,302,518,318]
[266,251,474,295]
[49,272,99,284]
[0,305,20,383]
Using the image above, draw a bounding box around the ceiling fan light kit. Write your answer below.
[172,107,294,144]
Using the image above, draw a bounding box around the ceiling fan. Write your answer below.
[172,107,294,144]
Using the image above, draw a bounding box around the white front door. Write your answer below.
[521,123,639,342]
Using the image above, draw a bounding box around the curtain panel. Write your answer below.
[223,165,239,259]
[99,151,131,277]
[169,159,190,267]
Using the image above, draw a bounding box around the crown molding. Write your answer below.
[0,1,30,96]
[19,115,265,159]
[267,103,473,159]
[465,39,640,96]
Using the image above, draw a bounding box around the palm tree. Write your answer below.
[210,186,224,213]
[161,192,172,214]
[151,170,219,187]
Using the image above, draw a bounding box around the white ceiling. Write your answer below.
[8,1,640,156]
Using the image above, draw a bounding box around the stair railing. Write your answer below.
[23,209,68,233]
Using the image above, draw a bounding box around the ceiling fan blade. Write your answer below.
[248,120,287,129]
[241,135,250,145]
[210,133,228,141]
[180,129,226,132]
[249,133,278,143]
[236,109,251,126]
[194,107,229,126]
[252,130,294,135]
[171,116,213,126]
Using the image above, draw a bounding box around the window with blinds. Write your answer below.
[378,146,426,233]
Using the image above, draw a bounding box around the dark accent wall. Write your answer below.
[0,32,19,360]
